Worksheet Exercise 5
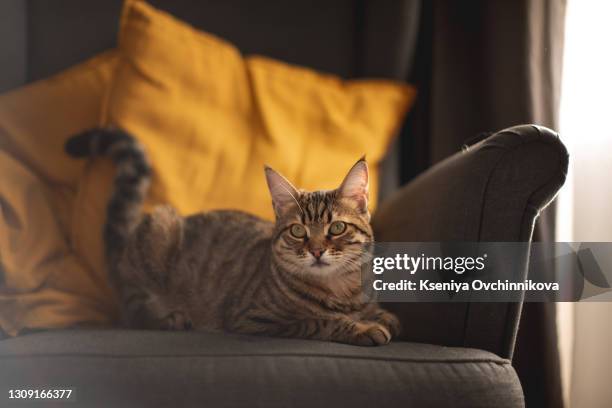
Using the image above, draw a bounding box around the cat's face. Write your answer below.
[265,159,373,277]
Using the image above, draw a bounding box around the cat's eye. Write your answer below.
[329,221,346,236]
[289,224,307,239]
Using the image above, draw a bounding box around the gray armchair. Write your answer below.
[373,124,569,359]
[0,1,568,407]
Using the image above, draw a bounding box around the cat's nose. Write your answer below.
[310,249,326,259]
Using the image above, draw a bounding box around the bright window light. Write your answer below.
[558,0,612,242]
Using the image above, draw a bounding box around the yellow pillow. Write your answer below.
[79,0,415,227]
[0,52,119,336]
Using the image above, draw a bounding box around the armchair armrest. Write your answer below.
[371,124,568,358]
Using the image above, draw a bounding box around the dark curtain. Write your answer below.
[402,1,567,407]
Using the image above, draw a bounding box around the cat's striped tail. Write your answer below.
[65,127,151,267]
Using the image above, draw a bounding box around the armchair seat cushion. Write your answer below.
[0,329,523,407]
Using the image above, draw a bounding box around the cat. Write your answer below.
[65,128,400,346]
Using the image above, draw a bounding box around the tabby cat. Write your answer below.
[65,128,400,346]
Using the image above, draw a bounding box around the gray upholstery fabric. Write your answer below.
[0,0,26,92]
[372,124,569,358]
[0,329,524,408]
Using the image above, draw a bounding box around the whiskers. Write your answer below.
[279,184,304,216]
[332,255,366,275]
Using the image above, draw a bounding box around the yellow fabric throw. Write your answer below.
[0,0,415,336]
[0,53,120,336]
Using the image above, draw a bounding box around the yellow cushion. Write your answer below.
[0,52,119,336]
[81,0,415,225]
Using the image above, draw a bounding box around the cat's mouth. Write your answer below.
[311,259,330,268]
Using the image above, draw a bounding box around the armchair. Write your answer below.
[0,1,568,406]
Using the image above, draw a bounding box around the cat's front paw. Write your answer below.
[362,307,401,338]
[160,311,193,331]
[375,310,401,338]
[351,322,391,346]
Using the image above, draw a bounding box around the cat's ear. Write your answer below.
[339,157,369,215]
[264,166,300,217]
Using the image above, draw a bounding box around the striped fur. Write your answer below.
[66,128,151,281]
[66,127,399,346]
